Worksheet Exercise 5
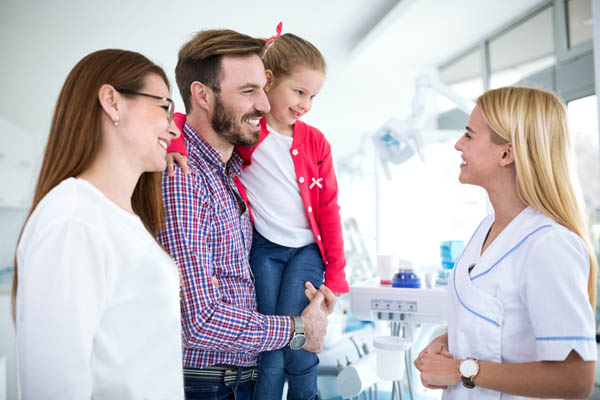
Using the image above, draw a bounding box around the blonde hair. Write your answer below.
[477,86,597,309]
[261,33,326,78]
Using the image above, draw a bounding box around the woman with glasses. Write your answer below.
[414,87,597,399]
[12,49,183,399]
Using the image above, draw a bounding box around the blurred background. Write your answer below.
[1,1,599,398]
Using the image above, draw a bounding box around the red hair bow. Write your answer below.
[265,22,283,46]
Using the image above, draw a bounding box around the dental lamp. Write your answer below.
[371,74,475,180]
[372,74,475,255]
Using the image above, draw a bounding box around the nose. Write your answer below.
[256,89,271,114]
[454,136,463,151]
[168,119,180,139]
[299,98,312,113]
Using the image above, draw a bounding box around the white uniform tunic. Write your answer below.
[445,206,596,400]
[16,178,184,399]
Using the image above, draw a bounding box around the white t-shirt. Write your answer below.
[239,125,315,248]
[16,178,184,399]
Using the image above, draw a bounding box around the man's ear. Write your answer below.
[499,142,515,167]
[190,81,213,112]
[264,69,274,92]
[98,84,120,125]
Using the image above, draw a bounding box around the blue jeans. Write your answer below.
[250,229,324,400]
[184,376,254,400]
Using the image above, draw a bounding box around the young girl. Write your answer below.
[167,27,348,400]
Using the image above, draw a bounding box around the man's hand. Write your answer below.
[300,290,330,353]
[167,153,190,177]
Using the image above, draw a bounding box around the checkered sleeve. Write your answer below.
[159,168,291,354]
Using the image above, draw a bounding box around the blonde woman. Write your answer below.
[414,87,597,399]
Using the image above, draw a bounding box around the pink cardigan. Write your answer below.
[167,114,349,293]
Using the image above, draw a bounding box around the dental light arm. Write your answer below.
[372,74,475,180]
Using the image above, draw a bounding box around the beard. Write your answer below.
[211,94,262,147]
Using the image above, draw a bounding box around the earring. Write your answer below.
[113,115,120,127]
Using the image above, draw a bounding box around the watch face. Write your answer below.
[459,359,478,377]
[290,334,306,350]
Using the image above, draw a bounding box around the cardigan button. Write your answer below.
[292,149,298,156]
[318,235,322,241]
[308,206,313,213]
[299,177,304,183]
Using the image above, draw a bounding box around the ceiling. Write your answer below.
[0,0,546,156]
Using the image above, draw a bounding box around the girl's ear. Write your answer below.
[264,69,275,92]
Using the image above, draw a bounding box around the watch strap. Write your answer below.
[461,376,475,389]
[292,316,304,334]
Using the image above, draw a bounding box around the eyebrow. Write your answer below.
[465,126,476,134]
[238,83,262,90]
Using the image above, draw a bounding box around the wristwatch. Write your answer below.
[289,316,306,350]
[458,358,480,389]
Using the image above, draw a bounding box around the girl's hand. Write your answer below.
[414,352,460,389]
[304,282,336,314]
[167,153,190,177]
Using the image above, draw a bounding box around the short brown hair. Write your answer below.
[176,29,265,113]
[261,33,326,78]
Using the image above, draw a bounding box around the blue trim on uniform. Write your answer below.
[452,265,501,327]
[471,225,552,280]
[536,336,595,341]
[452,218,487,270]
[451,218,501,327]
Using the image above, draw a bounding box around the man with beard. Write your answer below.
[158,29,335,399]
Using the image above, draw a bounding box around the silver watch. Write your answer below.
[289,316,306,350]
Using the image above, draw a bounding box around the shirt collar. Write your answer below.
[183,121,243,177]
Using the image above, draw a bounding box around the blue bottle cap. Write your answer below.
[392,268,421,288]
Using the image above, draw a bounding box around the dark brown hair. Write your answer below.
[175,29,265,113]
[261,33,326,78]
[12,49,170,320]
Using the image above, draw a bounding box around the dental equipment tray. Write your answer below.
[349,277,449,323]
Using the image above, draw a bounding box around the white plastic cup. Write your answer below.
[377,254,395,285]
[372,336,411,381]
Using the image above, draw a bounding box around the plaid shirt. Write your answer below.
[159,121,292,369]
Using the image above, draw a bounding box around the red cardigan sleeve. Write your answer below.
[317,139,349,293]
[166,113,188,157]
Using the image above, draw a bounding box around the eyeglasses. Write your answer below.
[115,88,174,122]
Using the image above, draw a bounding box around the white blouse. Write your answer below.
[16,178,184,399]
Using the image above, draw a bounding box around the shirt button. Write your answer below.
[308,206,312,213]
[299,177,304,183]
[292,149,298,156]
